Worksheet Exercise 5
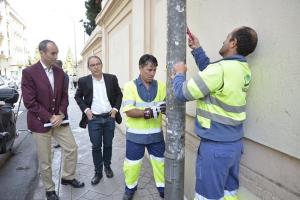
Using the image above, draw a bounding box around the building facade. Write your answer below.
[0,0,28,78]
[79,26,102,76]
[79,0,300,199]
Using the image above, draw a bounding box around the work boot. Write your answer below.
[122,191,134,200]
[159,191,164,198]
[46,191,59,200]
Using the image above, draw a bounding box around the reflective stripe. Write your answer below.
[224,190,237,196]
[126,183,138,189]
[193,74,210,96]
[195,192,224,200]
[224,190,238,200]
[197,109,244,126]
[125,158,143,165]
[149,155,164,162]
[127,128,162,134]
[203,95,246,113]
[135,101,165,108]
[224,191,238,200]
[123,100,136,106]
[183,80,196,100]
[156,183,165,187]
[123,101,165,108]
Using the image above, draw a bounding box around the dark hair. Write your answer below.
[87,55,102,67]
[231,27,258,56]
[139,54,158,68]
[38,40,56,52]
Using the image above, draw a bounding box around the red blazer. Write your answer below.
[21,61,68,133]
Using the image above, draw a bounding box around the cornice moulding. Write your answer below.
[96,0,131,27]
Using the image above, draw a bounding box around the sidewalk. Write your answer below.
[32,90,162,200]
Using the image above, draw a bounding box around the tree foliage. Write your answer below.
[84,0,102,35]
[63,48,76,75]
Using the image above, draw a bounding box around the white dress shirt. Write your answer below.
[90,75,112,114]
[41,61,54,91]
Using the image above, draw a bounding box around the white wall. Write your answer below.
[187,0,300,159]
[185,0,300,198]
[244,0,300,159]
[151,0,167,83]
[108,19,131,86]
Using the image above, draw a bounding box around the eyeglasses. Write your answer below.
[89,63,102,68]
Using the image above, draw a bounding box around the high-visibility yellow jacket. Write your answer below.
[122,79,166,144]
[174,56,251,141]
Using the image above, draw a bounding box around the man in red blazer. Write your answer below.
[21,40,84,200]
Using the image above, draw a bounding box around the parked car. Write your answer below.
[0,76,19,90]
[0,88,19,154]
[0,76,9,89]
[7,80,18,90]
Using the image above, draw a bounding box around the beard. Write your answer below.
[219,46,225,56]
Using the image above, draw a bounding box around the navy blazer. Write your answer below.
[21,61,68,133]
[74,73,123,128]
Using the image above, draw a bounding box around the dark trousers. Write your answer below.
[73,81,77,89]
[87,115,115,174]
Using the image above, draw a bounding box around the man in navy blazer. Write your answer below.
[21,40,84,200]
[75,55,122,185]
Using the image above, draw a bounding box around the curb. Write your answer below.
[0,152,11,168]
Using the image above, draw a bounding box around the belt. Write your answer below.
[93,112,110,118]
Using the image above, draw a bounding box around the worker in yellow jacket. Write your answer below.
[122,54,166,200]
[173,26,258,200]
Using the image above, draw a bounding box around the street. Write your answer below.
[0,96,38,200]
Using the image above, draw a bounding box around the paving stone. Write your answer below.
[81,190,101,199]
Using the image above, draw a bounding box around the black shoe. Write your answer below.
[61,178,85,188]
[122,192,134,200]
[159,192,164,198]
[91,173,103,185]
[53,144,61,148]
[46,191,59,200]
[104,166,114,178]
